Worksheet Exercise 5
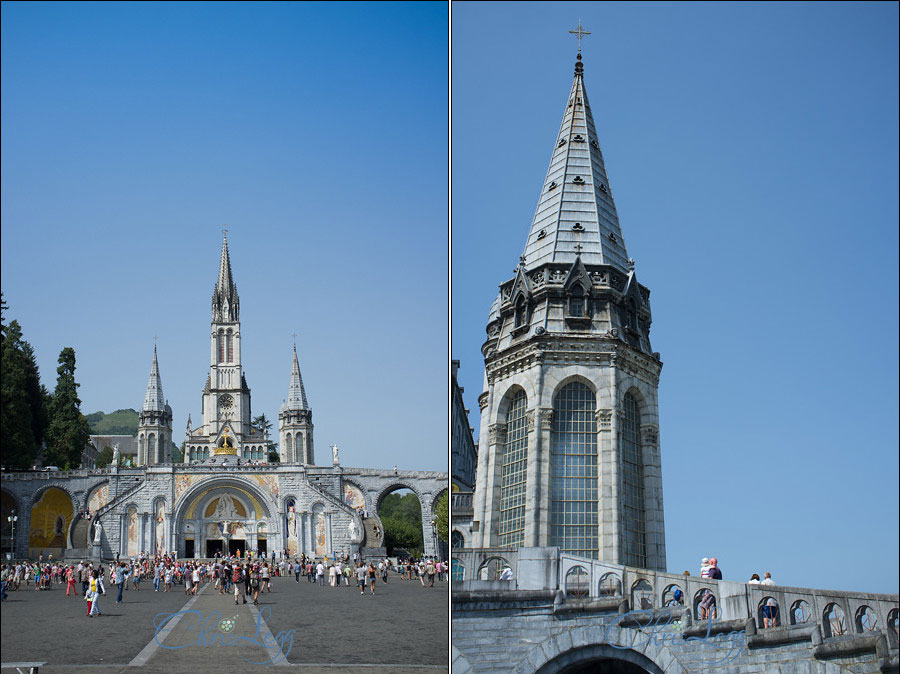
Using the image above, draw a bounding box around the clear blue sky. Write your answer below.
[451,2,898,593]
[1,2,448,472]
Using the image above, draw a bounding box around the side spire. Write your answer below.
[285,344,309,411]
[142,345,166,413]
[212,230,240,321]
[521,41,630,273]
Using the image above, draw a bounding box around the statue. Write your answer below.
[331,444,340,465]
[93,520,103,544]
[212,494,239,520]
[348,517,363,545]
[112,444,120,466]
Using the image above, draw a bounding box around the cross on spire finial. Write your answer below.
[569,20,591,54]
[153,334,159,343]
[222,225,228,239]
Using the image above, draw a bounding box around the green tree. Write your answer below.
[44,347,92,469]
[434,491,448,543]
[378,491,424,555]
[252,413,279,461]
[172,441,183,463]
[95,445,114,468]
[0,315,47,470]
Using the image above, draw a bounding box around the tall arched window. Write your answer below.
[218,330,225,363]
[285,435,294,463]
[226,330,234,362]
[498,391,527,548]
[148,434,156,466]
[622,392,646,567]
[514,296,527,328]
[550,381,598,557]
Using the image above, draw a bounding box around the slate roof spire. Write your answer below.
[284,344,309,412]
[212,231,240,321]
[142,345,166,413]
[521,50,630,272]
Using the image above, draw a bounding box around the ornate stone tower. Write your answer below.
[470,50,666,570]
[184,234,268,463]
[137,345,173,465]
[279,345,314,465]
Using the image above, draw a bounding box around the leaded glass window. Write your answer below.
[218,331,225,364]
[569,286,585,317]
[622,392,646,567]
[227,331,234,362]
[550,382,598,558]
[498,391,527,548]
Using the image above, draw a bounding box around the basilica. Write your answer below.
[1,235,446,561]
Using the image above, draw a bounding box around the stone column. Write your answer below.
[536,406,554,546]
[640,422,665,571]
[324,513,333,558]
[420,496,435,557]
[471,381,493,548]
[482,421,506,547]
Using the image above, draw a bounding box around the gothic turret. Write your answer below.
[471,44,666,570]
[137,346,173,465]
[279,345,314,465]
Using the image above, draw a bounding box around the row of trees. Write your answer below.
[379,490,448,556]
[1,294,92,470]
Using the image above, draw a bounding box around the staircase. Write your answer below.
[360,515,386,558]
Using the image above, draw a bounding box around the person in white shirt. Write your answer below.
[760,572,775,586]
[499,566,514,581]
[316,561,325,586]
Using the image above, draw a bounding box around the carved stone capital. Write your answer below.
[595,408,613,430]
[640,424,659,446]
[525,410,536,432]
[539,408,554,431]
[478,391,489,411]
[488,423,507,446]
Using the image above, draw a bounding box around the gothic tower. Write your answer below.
[470,51,666,570]
[137,345,173,465]
[279,345,314,465]
[184,234,268,463]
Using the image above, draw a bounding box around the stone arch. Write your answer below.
[477,555,510,581]
[550,374,599,399]
[492,382,531,425]
[632,578,654,610]
[523,627,687,674]
[172,476,275,548]
[374,481,426,512]
[375,483,426,556]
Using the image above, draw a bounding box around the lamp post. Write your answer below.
[7,514,18,560]
[430,519,436,559]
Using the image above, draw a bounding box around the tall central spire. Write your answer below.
[285,344,309,411]
[212,232,240,321]
[521,51,630,272]
[142,345,166,413]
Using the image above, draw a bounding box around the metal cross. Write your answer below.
[569,20,591,54]
[222,225,228,238]
[153,334,159,342]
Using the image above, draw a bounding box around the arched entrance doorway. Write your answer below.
[377,486,424,557]
[175,480,272,559]
[534,645,665,674]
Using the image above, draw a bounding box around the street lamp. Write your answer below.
[7,514,18,560]
[430,519,436,560]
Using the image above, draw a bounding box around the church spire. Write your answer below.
[212,231,240,321]
[142,345,166,413]
[284,344,309,411]
[522,48,630,273]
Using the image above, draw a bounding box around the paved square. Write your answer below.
[1,572,447,674]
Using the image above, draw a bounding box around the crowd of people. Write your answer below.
[0,551,448,608]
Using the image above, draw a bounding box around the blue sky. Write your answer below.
[451,2,898,593]
[1,2,448,472]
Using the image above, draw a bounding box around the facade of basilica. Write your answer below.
[1,235,446,561]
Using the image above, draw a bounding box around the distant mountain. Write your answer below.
[86,408,139,436]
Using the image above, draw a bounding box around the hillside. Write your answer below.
[86,408,139,435]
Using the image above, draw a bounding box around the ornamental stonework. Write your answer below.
[595,409,613,430]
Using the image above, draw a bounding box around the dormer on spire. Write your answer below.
[212,232,240,322]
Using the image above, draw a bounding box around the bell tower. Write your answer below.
[470,45,666,570]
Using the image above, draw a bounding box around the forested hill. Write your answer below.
[86,408,139,435]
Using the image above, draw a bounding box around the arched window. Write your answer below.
[550,381,598,557]
[451,558,465,581]
[148,435,156,465]
[856,605,878,633]
[565,566,589,597]
[477,556,510,581]
[598,572,621,597]
[218,330,225,364]
[451,531,464,549]
[632,579,653,610]
[285,435,294,463]
[498,391,527,548]
[569,285,585,317]
[226,330,234,362]
[662,584,683,607]
[823,603,848,637]
[514,296,527,328]
[622,392,646,567]
[790,600,811,625]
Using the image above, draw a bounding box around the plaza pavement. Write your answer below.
[0,571,448,674]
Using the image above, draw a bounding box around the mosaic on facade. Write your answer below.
[28,487,73,552]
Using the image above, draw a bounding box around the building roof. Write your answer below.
[281,345,310,412]
[141,346,167,413]
[521,53,630,273]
